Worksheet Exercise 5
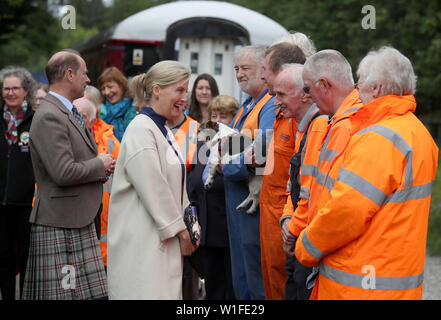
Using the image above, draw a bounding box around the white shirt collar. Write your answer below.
[49,91,74,113]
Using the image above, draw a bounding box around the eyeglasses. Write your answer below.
[2,87,23,94]
[302,85,311,94]
[303,79,323,94]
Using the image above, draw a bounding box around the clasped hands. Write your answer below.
[98,153,116,176]
[282,219,298,257]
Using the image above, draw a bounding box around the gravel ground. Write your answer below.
[1,255,439,300]
[423,254,441,300]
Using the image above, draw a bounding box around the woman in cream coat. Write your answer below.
[107,61,198,299]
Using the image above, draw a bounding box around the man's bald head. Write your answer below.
[45,50,81,85]
[73,97,96,129]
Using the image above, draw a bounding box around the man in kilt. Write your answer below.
[22,50,116,300]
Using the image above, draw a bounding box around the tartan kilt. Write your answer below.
[22,222,108,300]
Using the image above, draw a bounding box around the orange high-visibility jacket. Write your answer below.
[173,115,199,172]
[233,93,272,139]
[93,119,121,266]
[280,106,329,236]
[295,95,439,300]
[259,110,297,300]
[288,89,362,236]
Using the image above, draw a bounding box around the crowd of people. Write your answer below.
[0,30,438,300]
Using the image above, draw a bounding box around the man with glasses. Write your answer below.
[281,50,362,299]
[222,45,278,299]
[295,47,438,300]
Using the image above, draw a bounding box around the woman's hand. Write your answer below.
[177,229,198,256]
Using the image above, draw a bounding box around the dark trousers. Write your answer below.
[182,256,200,300]
[284,254,313,300]
[203,246,235,300]
[0,205,32,300]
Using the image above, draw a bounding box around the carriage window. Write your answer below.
[190,52,198,74]
[214,53,223,75]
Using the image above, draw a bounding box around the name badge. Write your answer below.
[19,131,30,152]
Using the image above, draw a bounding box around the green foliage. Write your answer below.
[228,0,441,115]
[58,25,100,50]
[428,207,441,255]
[1,0,441,115]
[428,153,441,255]
[0,1,60,70]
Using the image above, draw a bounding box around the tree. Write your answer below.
[0,0,61,70]
[228,0,441,115]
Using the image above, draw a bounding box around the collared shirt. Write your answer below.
[49,91,73,113]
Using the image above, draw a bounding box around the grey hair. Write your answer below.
[0,66,37,107]
[235,45,266,67]
[282,63,305,95]
[272,32,317,58]
[357,46,417,96]
[84,85,102,116]
[132,60,190,104]
[304,49,354,88]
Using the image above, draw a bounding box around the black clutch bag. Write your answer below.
[184,204,200,245]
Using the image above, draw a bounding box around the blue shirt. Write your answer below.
[49,91,73,113]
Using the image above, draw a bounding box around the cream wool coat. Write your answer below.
[107,113,189,300]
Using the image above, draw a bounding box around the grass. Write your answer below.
[427,152,441,256]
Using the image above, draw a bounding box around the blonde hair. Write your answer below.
[208,95,239,118]
[132,60,191,105]
[129,74,148,110]
[84,85,102,117]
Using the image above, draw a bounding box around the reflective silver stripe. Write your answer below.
[316,171,335,192]
[318,126,341,166]
[337,168,387,206]
[324,175,335,192]
[352,125,433,205]
[320,262,424,290]
[301,164,318,178]
[300,186,310,200]
[316,171,326,186]
[355,125,413,189]
[320,148,339,164]
[100,234,107,243]
[107,138,115,155]
[182,121,198,160]
[103,175,113,194]
[385,181,434,204]
[103,183,112,193]
[343,107,360,115]
[302,231,325,260]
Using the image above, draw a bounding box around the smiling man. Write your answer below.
[222,45,278,300]
[23,50,115,300]
[272,64,328,300]
[258,41,308,300]
[295,47,439,300]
